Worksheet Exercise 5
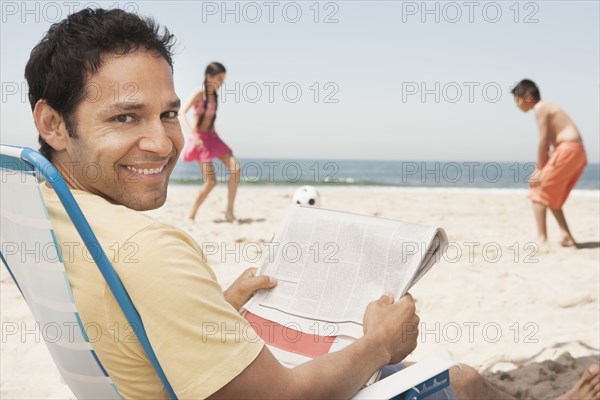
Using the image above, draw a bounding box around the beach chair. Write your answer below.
[0,144,456,400]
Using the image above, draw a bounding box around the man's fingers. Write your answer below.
[400,293,414,303]
[241,267,257,278]
[256,275,277,289]
[398,293,416,312]
[378,292,395,304]
[374,292,416,308]
[243,275,277,293]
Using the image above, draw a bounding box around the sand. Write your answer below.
[1,186,599,399]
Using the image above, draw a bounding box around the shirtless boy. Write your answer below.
[512,79,587,246]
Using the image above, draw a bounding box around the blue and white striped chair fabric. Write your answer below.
[1,145,122,399]
[0,145,176,399]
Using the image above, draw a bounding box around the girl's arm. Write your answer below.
[179,88,204,135]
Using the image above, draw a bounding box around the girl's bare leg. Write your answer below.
[187,161,217,221]
[218,154,240,223]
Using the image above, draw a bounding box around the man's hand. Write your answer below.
[362,293,420,365]
[223,268,277,311]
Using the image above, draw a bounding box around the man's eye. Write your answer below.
[114,114,134,123]
[162,111,179,119]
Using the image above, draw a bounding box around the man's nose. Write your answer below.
[139,120,173,157]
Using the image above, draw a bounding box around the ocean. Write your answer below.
[171,159,600,191]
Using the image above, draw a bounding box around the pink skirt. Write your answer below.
[182,130,233,163]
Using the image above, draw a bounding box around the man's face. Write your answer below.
[62,51,183,210]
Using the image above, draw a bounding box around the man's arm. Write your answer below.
[209,293,419,399]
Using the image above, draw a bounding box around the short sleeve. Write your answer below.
[111,223,264,398]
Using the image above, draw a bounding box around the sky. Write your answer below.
[1,1,599,162]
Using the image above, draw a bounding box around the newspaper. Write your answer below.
[243,205,448,368]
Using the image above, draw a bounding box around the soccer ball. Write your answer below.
[293,186,320,207]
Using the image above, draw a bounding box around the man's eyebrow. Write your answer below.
[99,99,181,115]
[168,99,181,109]
[100,102,145,115]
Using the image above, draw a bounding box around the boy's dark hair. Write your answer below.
[24,8,176,160]
[511,79,541,102]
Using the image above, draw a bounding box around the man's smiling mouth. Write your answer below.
[125,164,167,175]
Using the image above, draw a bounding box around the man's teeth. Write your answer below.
[126,165,165,175]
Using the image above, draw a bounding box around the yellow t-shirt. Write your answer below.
[41,184,263,399]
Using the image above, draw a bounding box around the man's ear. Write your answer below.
[33,100,70,152]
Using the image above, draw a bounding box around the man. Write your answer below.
[512,79,587,247]
[26,9,599,399]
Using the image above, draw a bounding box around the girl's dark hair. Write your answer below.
[24,8,176,160]
[196,62,227,132]
[511,79,541,102]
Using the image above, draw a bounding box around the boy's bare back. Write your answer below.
[533,100,583,146]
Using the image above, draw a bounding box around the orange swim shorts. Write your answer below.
[528,142,587,210]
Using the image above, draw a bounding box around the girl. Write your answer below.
[181,62,240,222]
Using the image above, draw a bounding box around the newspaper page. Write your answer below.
[244,205,448,339]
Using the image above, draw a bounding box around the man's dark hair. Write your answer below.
[511,79,541,102]
[25,8,176,160]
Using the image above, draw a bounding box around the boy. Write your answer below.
[512,79,587,246]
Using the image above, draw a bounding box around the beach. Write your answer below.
[1,186,599,398]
